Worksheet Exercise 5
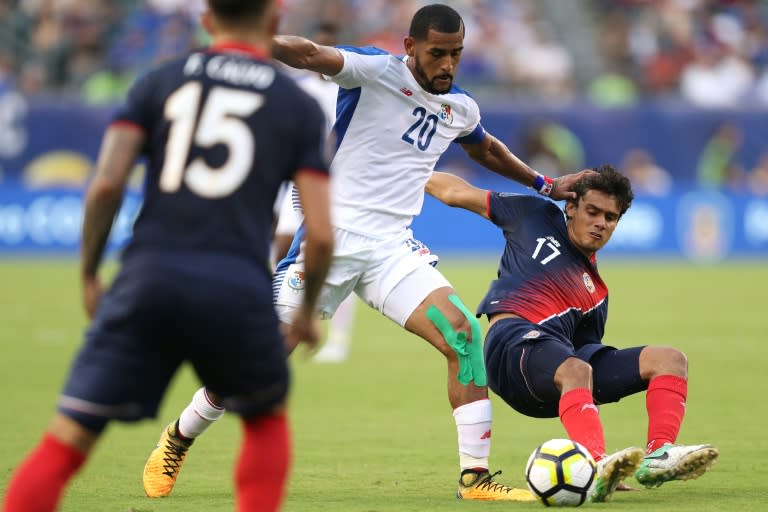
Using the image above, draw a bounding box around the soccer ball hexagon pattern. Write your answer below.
[525,438,597,507]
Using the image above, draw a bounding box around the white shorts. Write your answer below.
[273,227,451,327]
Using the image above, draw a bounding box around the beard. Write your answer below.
[412,55,453,95]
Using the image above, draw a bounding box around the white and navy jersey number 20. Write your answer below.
[113,49,328,259]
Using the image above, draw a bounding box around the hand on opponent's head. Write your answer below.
[550,169,599,201]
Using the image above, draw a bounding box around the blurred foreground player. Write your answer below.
[2,1,333,511]
[146,22,356,501]
[426,167,719,503]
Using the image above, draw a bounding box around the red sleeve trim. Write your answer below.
[110,120,144,133]
[485,190,492,218]
[295,167,330,179]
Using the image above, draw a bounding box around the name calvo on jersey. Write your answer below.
[182,53,275,89]
[207,56,275,88]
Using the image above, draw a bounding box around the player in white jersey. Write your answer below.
[143,4,588,501]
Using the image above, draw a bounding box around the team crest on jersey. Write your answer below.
[582,272,595,293]
[288,270,305,291]
[522,330,541,339]
[438,103,453,125]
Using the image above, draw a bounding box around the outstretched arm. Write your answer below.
[460,133,591,200]
[426,172,490,220]
[272,35,345,76]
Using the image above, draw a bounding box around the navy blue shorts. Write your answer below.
[59,252,289,430]
[484,318,647,418]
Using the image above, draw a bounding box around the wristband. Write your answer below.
[533,174,554,197]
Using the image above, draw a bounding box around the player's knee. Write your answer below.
[666,347,688,374]
[554,357,593,391]
[640,345,688,379]
[426,302,477,359]
[448,312,472,340]
[50,412,103,453]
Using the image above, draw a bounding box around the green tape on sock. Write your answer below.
[426,295,487,387]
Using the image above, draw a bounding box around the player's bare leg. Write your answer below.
[404,286,534,502]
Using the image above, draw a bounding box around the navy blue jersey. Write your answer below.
[476,193,608,348]
[113,43,329,272]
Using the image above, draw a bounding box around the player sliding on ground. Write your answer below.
[425,166,719,502]
[143,3,589,503]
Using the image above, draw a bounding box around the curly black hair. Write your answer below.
[570,164,634,216]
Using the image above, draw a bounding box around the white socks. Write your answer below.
[326,294,356,349]
[177,387,226,439]
[453,398,492,471]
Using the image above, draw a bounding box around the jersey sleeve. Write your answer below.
[488,192,537,229]
[292,95,330,179]
[111,70,157,133]
[454,99,484,143]
[489,193,561,232]
[329,46,391,89]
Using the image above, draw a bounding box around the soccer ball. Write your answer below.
[525,438,597,507]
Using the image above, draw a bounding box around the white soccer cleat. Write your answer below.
[590,446,644,502]
[635,443,719,488]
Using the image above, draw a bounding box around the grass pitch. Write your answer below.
[0,258,766,511]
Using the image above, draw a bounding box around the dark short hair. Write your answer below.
[570,164,634,216]
[409,4,464,41]
[207,0,270,24]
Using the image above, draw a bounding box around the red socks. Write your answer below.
[3,434,86,512]
[559,388,606,460]
[646,375,687,453]
[236,413,291,512]
[557,376,687,459]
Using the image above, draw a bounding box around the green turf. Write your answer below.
[1,258,766,511]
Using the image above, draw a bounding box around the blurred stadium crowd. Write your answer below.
[2,0,768,108]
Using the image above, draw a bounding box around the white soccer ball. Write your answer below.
[525,438,597,507]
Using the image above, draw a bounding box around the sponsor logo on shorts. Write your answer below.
[582,272,595,293]
[522,330,540,339]
[405,238,431,256]
[288,270,305,290]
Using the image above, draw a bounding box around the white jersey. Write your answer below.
[295,72,338,135]
[275,72,339,228]
[328,46,485,238]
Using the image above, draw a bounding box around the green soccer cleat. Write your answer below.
[456,469,536,501]
[143,422,193,498]
[635,444,719,488]
[590,447,644,503]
